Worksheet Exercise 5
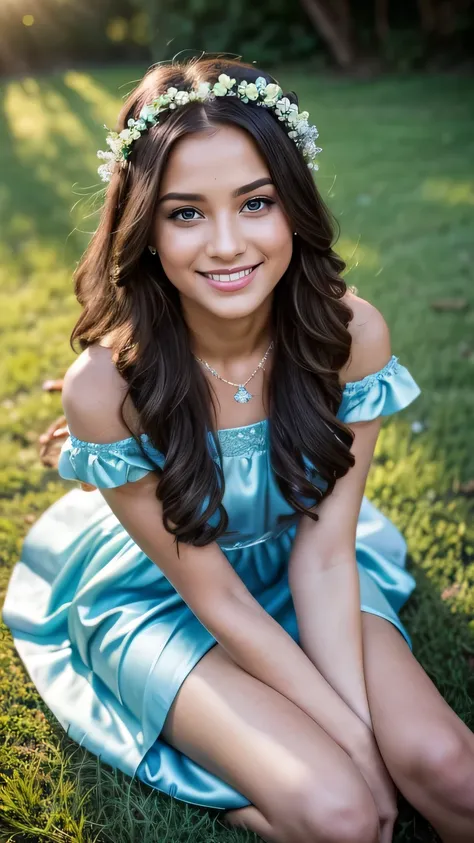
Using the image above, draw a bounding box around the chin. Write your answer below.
[208,292,273,320]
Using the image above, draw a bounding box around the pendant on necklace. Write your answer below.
[234,385,253,404]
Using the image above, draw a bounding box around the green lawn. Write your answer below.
[0,67,473,843]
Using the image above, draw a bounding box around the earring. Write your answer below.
[293,232,298,236]
[148,245,157,255]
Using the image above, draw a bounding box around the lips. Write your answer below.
[198,263,261,282]
[199,263,261,292]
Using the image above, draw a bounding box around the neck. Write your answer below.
[183,297,273,365]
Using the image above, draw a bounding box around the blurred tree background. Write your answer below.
[1,0,473,77]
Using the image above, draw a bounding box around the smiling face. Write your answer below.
[153,123,294,322]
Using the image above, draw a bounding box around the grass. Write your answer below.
[0,65,473,842]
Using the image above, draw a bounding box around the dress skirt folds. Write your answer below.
[2,355,421,810]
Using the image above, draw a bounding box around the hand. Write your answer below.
[349,728,398,843]
[38,414,69,467]
[42,377,65,392]
[38,414,96,492]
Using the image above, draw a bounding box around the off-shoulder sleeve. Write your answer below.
[336,355,421,425]
[58,434,165,488]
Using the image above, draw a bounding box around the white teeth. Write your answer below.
[205,267,254,282]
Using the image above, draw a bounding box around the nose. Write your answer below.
[204,214,246,262]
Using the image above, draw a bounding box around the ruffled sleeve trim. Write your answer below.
[58,433,165,489]
[336,355,421,425]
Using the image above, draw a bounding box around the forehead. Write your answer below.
[159,124,270,195]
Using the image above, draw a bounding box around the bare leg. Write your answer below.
[362,612,474,843]
[161,643,380,843]
[222,805,286,842]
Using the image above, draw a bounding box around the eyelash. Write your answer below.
[168,196,275,222]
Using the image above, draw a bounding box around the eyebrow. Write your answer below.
[158,177,273,204]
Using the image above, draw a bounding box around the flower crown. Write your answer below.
[97,74,322,183]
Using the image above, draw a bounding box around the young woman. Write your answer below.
[3,57,474,843]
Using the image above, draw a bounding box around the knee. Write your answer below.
[403,725,474,811]
[278,780,380,843]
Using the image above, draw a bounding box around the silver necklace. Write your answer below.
[194,341,274,404]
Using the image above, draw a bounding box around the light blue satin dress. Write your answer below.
[2,354,421,810]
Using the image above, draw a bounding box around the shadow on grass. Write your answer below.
[0,69,132,296]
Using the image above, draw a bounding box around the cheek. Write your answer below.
[257,213,293,262]
[156,226,201,273]
[248,221,292,295]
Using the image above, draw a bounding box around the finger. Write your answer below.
[52,427,69,438]
[42,379,64,392]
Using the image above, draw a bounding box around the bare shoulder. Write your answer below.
[62,344,138,443]
[339,291,392,386]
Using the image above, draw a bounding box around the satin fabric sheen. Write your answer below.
[2,354,421,810]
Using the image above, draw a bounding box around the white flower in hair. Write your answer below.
[213,81,228,96]
[285,105,300,125]
[274,96,291,116]
[219,74,235,90]
[158,94,171,110]
[237,81,249,100]
[295,121,309,137]
[130,117,147,131]
[139,104,156,122]
[175,90,190,106]
[262,83,282,105]
[244,83,259,101]
[98,163,112,181]
[195,81,211,99]
[96,74,322,182]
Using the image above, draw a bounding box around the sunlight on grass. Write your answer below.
[5,78,91,157]
[337,236,381,273]
[4,79,96,203]
[421,178,474,206]
[63,71,123,126]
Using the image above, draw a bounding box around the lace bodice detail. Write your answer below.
[59,354,421,478]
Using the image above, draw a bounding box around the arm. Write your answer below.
[62,346,370,758]
[289,299,392,732]
[101,472,372,758]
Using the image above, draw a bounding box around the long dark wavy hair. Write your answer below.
[71,55,356,547]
